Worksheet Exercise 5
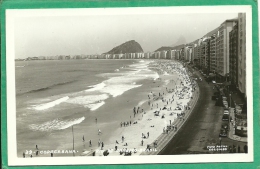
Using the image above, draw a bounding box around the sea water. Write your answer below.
[15,59,162,157]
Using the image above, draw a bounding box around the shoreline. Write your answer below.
[82,60,197,156]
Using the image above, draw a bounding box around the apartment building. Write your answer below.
[238,13,246,98]
[209,35,217,72]
[229,22,239,87]
[216,19,237,77]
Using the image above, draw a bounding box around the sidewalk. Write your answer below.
[141,81,200,155]
[228,108,247,143]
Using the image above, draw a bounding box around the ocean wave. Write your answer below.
[32,96,69,111]
[28,117,85,131]
[17,81,76,96]
[101,84,142,97]
[85,101,105,111]
[66,94,109,105]
[85,82,106,92]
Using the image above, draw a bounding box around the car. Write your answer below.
[224,110,229,114]
[219,129,227,137]
[222,114,229,121]
[212,80,216,84]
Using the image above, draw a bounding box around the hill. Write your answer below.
[104,40,143,54]
[154,44,185,52]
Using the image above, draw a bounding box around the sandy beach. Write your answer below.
[81,60,197,156]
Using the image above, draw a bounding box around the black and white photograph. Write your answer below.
[6,6,253,165]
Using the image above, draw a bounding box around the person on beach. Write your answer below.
[122,136,125,142]
[36,145,38,149]
[101,142,104,150]
[147,132,149,138]
[141,140,144,146]
[89,140,92,147]
[98,129,102,135]
[98,139,101,147]
[116,140,119,144]
[83,136,85,142]
[23,152,25,158]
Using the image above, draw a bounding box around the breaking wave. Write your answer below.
[32,96,69,111]
[28,117,85,131]
[85,101,105,111]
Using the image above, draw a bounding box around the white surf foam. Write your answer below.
[66,94,109,105]
[85,101,105,111]
[32,96,69,111]
[85,82,106,92]
[101,84,142,97]
[28,117,85,131]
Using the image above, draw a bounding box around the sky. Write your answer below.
[14,10,239,59]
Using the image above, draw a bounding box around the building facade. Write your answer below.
[216,19,238,78]
[238,13,246,99]
[209,35,217,72]
[229,22,239,87]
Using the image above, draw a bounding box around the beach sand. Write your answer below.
[81,60,196,156]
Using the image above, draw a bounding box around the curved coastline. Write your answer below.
[82,60,199,156]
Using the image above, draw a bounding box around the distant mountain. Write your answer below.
[105,40,143,54]
[154,44,185,52]
[171,35,187,47]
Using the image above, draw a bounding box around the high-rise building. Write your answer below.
[209,35,217,72]
[160,51,167,59]
[216,19,238,78]
[171,50,176,60]
[229,22,239,87]
[238,13,246,99]
[192,44,198,63]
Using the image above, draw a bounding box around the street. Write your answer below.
[159,69,247,155]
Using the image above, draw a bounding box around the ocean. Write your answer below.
[15,59,162,157]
